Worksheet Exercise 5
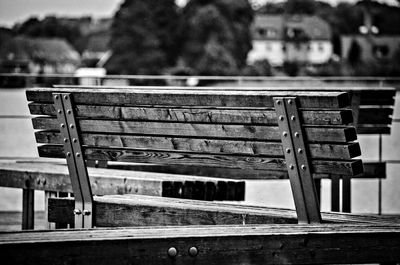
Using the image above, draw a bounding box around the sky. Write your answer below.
[0,0,398,28]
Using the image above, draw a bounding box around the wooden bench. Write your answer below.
[24,86,365,226]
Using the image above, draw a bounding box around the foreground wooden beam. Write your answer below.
[48,195,400,226]
[1,224,400,265]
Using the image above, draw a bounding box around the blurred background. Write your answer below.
[0,0,400,226]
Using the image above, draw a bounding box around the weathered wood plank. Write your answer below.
[0,161,244,201]
[28,103,354,125]
[35,131,361,159]
[32,117,358,142]
[2,224,400,265]
[37,145,364,176]
[47,195,400,226]
[26,88,351,108]
[21,189,34,230]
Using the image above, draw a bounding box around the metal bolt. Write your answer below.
[188,247,198,257]
[66,152,71,157]
[60,124,65,128]
[301,165,306,170]
[294,132,300,138]
[64,138,68,143]
[70,124,75,129]
[286,148,291,154]
[83,210,91,216]
[298,148,303,154]
[276,100,281,105]
[64,95,68,100]
[288,99,293,105]
[279,115,284,121]
[73,209,82,215]
[76,153,81,157]
[283,131,288,137]
[73,138,78,143]
[58,110,62,114]
[168,247,178,258]
[54,95,59,99]
[67,109,72,114]
[291,116,296,121]
[289,164,294,170]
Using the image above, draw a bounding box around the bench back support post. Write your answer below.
[274,97,322,223]
[53,93,93,228]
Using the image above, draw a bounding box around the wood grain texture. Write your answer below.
[32,117,358,142]
[28,103,354,125]
[2,223,400,265]
[35,131,361,159]
[26,88,351,108]
[36,145,363,176]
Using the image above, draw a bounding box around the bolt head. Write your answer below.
[73,138,78,143]
[76,153,81,157]
[64,138,68,143]
[83,210,91,216]
[57,110,62,114]
[188,247,198,257]
[286,148,291,153]
[70,124,74,129]
[279,115,284,121]
[301,165,306,170]
[73,209,82,215]
[60,124,65,128]
[289,164,294,170]
[288,99,293,105]
[67,110,72,114]
[283,131,288,137]
[294,132,300,138]
[168,247,178,258]
[276,100,281,105]
[298,148,303,154]
[64,95,68,100]
[54,95,59,99]
[291,116,296,121]
[66,152,71,157]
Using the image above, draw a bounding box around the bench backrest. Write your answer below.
[27,87,363,224]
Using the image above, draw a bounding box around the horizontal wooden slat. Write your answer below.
[32,117,358,142]
[28,102,354,125]
[360,90,396,105]
[357,126,391,134]
[0,160,244,200]
[358,108,393,125]
[37,145,364,176]
[26,88,351,108]
[35,131,361,160]
[47,195,400,226]
[2,223,400,265]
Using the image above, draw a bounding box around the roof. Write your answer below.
[0,36,80,64]
[253,15,332,41]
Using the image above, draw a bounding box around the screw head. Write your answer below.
[283,131,288,137]
[60,124,65,128]
[73,138,78,143]
[73,209,82,215]
[168,247,178,258]
[67,109,72,114]
[83,210,91,216]
[279,115,284,121]
[188,247,198,257]
[298,148,303,154]
[57,110,62,114]
[294,132,300,138]
[76,153,81,157]
[54,95,59,99]
[276,100,281,105]
[64,138,68,143]
[291,115,296,121]
[289,164,294,170]
[286,148,291,154]
[66,152,71,157]
[70,124,75,129]
[288,99,293,105]
[64,95,68,100]
[301,165,306,170]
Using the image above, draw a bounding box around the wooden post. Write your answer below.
[22,189,34,230]
[45,191,57,229]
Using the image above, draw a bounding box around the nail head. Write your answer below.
[188,246,198,257]
[168,247,178,258]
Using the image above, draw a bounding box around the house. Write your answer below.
[341,35,400,63]
[247,15,333,66]
[0,36,80,74]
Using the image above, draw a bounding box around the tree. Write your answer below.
[178,0,253,75]
[106,0,179,74]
